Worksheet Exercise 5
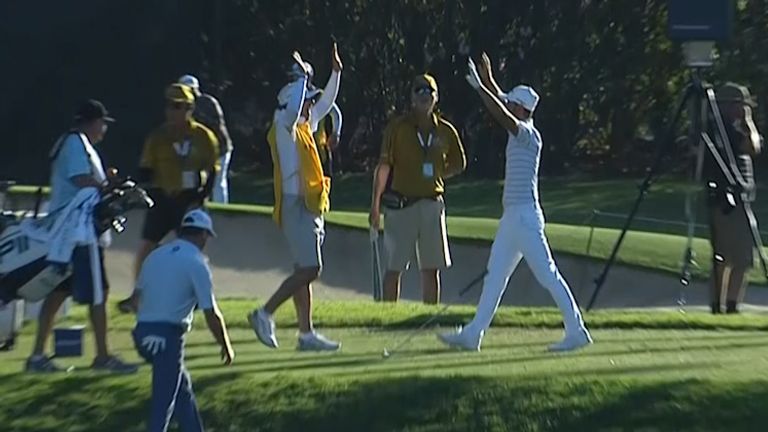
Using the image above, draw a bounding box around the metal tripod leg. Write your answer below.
[586,84,695,311]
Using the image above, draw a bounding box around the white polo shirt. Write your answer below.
[502,119,542,207]
[136,238,216,331]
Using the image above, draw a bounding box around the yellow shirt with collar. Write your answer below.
[380,112,466,198]
[140,120,220,195]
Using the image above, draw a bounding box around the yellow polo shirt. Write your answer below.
[140,120,220,195]
[380,112,466,198]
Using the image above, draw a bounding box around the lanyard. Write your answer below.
[416,131,433,157]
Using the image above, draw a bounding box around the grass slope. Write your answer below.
[1,301,768,431]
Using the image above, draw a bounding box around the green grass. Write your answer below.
[46,300,768,333]
[9,176,768,285]
[2,301,768,431]
[228,172,768,236]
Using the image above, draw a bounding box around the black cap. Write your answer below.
[74,99,115,123]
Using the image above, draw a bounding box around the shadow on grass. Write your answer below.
[3,371,768,431]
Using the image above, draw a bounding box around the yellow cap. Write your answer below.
[165,84,196,104]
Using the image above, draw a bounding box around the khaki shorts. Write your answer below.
[384,198,451,271]
[709,204,754,268]
[282,194,324,269]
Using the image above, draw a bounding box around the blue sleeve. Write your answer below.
[60,135,91,179]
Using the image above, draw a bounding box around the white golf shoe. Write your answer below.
[297,332,341,352]
[249,308,278,349]
[437,328,482,352]
[548,327,593,352]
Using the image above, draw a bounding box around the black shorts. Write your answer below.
[141,192,194,243]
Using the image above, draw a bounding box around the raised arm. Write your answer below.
[277,76,308,128]
[479,52,506,102]
[276,51,313,128]
[310,43,344,121]
[466,58,521,135]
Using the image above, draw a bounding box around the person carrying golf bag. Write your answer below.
[26,100,137,373]
[439,54,591,352]
[706,83,763,314]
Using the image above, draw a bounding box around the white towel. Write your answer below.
[22,188,100,264]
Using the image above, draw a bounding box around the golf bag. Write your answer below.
[0,178,154,306]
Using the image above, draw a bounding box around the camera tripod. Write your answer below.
[586,69,768,311]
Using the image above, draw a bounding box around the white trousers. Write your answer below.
[463,203,585,338]
[212,151,232,203]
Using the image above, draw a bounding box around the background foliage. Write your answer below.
[1,0,765,184]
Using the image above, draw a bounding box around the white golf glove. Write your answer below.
[465,58,482,90]
[141,335,167,356]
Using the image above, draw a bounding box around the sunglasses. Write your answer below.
[412,86,435,96]
[167,102,191,110]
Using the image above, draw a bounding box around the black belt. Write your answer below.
[382,191,442,210]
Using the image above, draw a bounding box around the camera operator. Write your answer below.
[706,82,763,314]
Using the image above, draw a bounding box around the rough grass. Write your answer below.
[1,301,768,431]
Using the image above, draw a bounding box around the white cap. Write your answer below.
[504,85,540,112]
[180,209,216,237]
[288,61,314,80]
[178,74,200,90]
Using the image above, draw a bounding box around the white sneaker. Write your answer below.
[437,328,482,352]
[297,332,341,352]
[249,309,278,349]
[548,328,593,352]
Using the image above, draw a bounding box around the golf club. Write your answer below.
[381,270,487,359]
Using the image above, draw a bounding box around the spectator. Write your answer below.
[118,84,219,313]
[369,74,467,304]
[178,75,234,204]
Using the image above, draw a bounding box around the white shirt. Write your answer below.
[274,71,341,195]
[502,119,542,207]
[48,132,106,213]
[136,238,216,331]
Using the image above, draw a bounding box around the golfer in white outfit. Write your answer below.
[439,54,592,352]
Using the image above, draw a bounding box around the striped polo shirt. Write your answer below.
[503,119,542,207]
